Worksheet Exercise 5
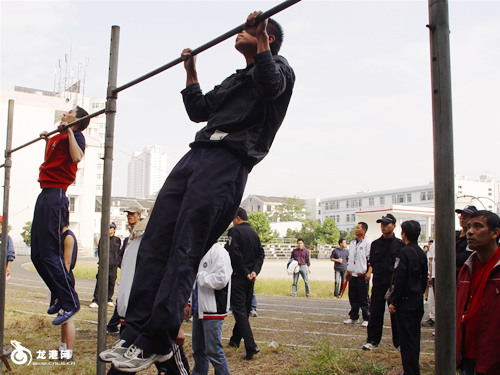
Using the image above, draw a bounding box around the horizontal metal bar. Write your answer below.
[112,0,301,95]
[6,108,105,156]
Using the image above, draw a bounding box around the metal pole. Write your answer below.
[96,26,120,375]
[0,109,105,169]
[427,1,456,374]
[0,100,14,368]
[113,0,301,95]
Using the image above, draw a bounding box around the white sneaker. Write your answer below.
[343,318,359,325]
[249,310,258,318]
[112,345,172,372]
[362,342,377,350]
[108,301,115,307]
[89,302,98,308]
[99,339,127,362]
[361,320,369,327]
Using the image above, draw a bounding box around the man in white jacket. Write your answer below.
[185,243,232,375]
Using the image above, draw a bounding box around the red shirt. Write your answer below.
[38,131,85,190]
[463,257,488,360]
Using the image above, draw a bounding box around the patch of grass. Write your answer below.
[26,263,120,280]
[254,278,347,300]
[290,339,389,375]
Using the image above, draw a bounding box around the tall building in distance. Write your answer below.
[127,145,167,198]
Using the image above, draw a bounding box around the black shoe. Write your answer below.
[242,348,259,360]
[107,326,119,334]
[421,318,435,327]
[228,340,240,349]
[47,301,60,315]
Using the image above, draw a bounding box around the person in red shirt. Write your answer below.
[31,106,88,326]
[456,210,500,375]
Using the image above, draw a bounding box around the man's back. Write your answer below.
[183,52,295,170]
[226,222,264,277]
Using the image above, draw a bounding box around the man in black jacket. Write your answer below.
[455,205,477,276]
[389,220,428,375]
[363,214,404,350]
[109,12,294,372]
[226,208,265,360]
[91,222,122,308]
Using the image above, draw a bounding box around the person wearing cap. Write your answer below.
[344,222,371,326]
[0,216,15,279]
[118,207,142,268]
[31,107,89,325]
[455,205,478,276]
[107,207,143,333]
[90,222,122,308]
[362,214,404,350]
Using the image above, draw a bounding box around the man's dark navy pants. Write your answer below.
[122,146,248,354]
[31,188,80,312]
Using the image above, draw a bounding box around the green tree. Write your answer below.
[248,211,273,243]
[345,226,356,243]
[296,219,321,248]
[21,221,32,247]
[339,230,349,239]
[285,228,298,239]
[268,196,308,222]
[318,217,340,245]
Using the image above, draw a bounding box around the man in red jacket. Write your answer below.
[31,106,88,326]
[456,210,500,375]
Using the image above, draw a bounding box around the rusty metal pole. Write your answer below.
[96,26,120,375]
[0,100,14,370]
[427,1,456,374]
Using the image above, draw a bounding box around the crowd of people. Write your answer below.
[12,5,499,375]
[322,208,500,375]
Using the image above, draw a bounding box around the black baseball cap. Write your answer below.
[455,205,478,215]
[376,213,396,224]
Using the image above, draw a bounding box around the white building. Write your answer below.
[127,145,167,199]
[0,86,102,255]
[318,173,499,239]
[240,195,310,222]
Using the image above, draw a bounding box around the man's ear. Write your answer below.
[491,228,500,241]
[268,35,276,44]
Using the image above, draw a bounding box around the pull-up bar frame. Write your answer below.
[1,0,456,374]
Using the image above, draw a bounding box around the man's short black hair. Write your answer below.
[76,106,90,131]
[338,238,345,245]
[297,238,304,243]
[401,220,421,242]
[267,18,283,55]
[236,207,248,221]
[358,222,368,232]
[469,210,500,243]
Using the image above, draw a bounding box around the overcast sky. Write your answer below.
[1,0,499,199]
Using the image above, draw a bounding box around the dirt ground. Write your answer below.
[3,256,436,374]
